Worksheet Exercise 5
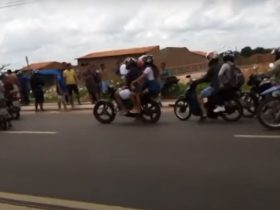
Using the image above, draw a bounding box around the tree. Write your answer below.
[0,64,10,75]
[253,47,272,54]
[241,46,253,57]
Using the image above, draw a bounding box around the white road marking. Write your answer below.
[2,131,58,135]
[234,134,280,139]
[0,191,143,210]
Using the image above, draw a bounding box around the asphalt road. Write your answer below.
[0,110,280,210]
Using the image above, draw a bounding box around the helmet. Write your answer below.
[124,57,137,69]
[138,54,154,65]
[206,51,219,62]
[271,47,280,61]
[222,50,235,62]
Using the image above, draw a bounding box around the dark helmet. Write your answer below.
[271,47,280,61]
[124,57,137,69]
[222,50,235,62]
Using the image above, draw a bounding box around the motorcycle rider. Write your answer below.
[214,50,238,113]
[192,51,221,120]
[130,55,161,114]
[265,47,280,83]
[0,73,12,127]
[115,57,142,115]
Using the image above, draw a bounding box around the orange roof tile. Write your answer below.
[21,61,67,71]
[191,51,208,57]
[78,46,159,59]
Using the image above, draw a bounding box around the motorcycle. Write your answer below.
[174,75,243,122]
[257,85,280,129]
[93,85,161,124]
[0,99,12,130]
[7,92,21,120]
[241,74,273,118]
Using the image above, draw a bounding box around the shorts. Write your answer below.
[67,85,79,96]
[147,80,161,95]
[33,89,44,104]
[119,89,131,100]
[201,86,215,98]
[101,81,109,93]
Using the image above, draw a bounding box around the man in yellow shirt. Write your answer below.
[63,63,81,107]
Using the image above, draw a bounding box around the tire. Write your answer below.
[241,93,258,118]
[141,101,161,124]
[174,97,191,121]
[221,99,243,122]
[0,119,8,130]
[257,97,280,130]
[93,101,116,124]
[11,109,20,120]
[14,111,20,120]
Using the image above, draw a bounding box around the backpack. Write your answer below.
[229,64,245,89]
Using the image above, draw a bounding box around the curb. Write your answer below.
[21,107,93,112]
[21,104,175,112]
[0,192,143,210]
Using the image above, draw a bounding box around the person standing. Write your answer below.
[160,62,170,88]
[83,64,100,104]
[30,71,45,112]
[63,63,81,107]
[56,76,68,111]
[18,71,30,105]
[6,70,19,87]
[99,63,109,95]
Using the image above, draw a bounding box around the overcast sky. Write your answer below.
[0,0,279,69]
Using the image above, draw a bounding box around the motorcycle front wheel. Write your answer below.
[93,101,116,124]
[174,97,191,121]
[257,97,280,130]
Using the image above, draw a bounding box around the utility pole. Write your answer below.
[25,56,30,69]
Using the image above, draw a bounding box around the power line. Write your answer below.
[0,0,37,9]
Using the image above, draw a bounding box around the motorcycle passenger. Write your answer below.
[192,51,221,120]
[130,55,161,114]
[0,73,12,127]
[115,57,142,115]
[265,47,280,83]
[214,50,238,113]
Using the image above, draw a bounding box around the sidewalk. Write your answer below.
[0,191,143,210]
[21,100,175,112]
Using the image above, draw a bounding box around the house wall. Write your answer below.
[77,47,160,80]
[160,47,208,76]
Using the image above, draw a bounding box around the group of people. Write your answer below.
[83,59,171,111]
[192,47,280,121]
[0,70,20,104]
[0,60,170,113]
[22,64,82,112]
[114,55,162,114]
